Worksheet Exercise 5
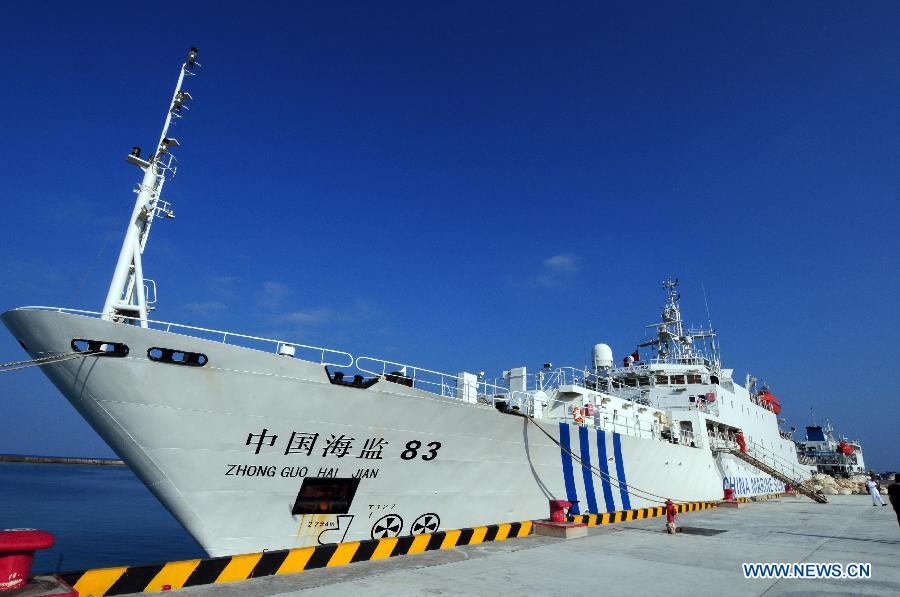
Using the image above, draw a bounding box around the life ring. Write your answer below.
[572,406,584,424]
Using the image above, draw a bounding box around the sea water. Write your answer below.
[0,462,204,574]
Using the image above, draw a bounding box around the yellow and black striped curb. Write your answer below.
[59,521,532,596]
[566,500,717,526]
[55,496,777,596]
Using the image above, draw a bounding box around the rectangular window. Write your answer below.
[655,375,668,385]
[623,378,637,387]
[291,477,360,515]
[686,374,702,384]
[671,375,686,385]
[638,376,650,387]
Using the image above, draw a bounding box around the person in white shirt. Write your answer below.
[866,476,886,507]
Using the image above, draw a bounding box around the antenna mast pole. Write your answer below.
[701,282,720,368]
[101,48,200,327]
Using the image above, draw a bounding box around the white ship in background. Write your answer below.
[3,49,819,557]
[797,420,867,477]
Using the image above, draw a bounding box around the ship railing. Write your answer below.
[801,451,853,465]
[16,306,354,368]
[654,423,702,447]
[802,449,851,459]
[534,366,587,389]
[355,356,511,402]
[663,426,702,448]
[745,439,810,482]
[584,376,647,403]
[710,434,808,482]
[536,367,649,405]
[804,455,845,465]
[681,427,702,448]
[608,386,648,404]
[484,368,574,393]
[614,356,712,369]
[602,418,660,441]
[546,397,664,441]
[708,435,732,452]
[666,400,720,417]
[506,390,539,416]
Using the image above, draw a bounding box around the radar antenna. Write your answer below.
[101,47,200,326]
[638,278,719,370]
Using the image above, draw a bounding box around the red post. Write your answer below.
[548,500,572,523]
[0,529,54,592]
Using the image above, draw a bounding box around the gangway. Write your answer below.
[712,438,827,504]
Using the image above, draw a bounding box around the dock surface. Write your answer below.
[129,495,899,596]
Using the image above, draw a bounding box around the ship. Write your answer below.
[2,49,814,557]
[796,419,867,477]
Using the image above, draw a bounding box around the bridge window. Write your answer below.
[686,374,702,384]
[671,374,686,385]
[638,376,650,387]
[655,375,668,385]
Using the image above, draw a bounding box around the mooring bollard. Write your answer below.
[0,529,54,591]
[549,499,573,522]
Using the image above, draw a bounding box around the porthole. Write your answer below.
[71,339,129,357]
[147,347,208,367]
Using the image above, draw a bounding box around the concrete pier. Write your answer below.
[128,495,899,596]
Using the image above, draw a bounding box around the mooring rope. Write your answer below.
[0,351,101,373]
[513,411,696,506]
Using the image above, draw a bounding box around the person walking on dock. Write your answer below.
[665,499,677,534]
[866,475,886,507]
[887,474,900,526]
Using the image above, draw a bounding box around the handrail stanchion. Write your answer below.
[18,306,353,368]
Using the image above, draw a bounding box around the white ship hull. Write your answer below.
[4,309,787,556]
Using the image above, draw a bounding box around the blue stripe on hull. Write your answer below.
[558,422,580,513]
[595,428,616,512]
[578,425,599,514]
[612,432,631,510]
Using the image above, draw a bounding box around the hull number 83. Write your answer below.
[401,440,441,461]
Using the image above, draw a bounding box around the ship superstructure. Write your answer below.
[598,280,800,467]
[2,50,815,557]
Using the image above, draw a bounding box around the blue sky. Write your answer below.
[1,2,897,471]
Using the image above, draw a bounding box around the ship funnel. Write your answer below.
[592,343,613,372]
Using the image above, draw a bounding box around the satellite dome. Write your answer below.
[592,343,613,370]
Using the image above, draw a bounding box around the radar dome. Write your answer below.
[592,343,613,370]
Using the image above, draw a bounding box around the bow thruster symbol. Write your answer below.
[410,513,440,534]
[371,514,403,539]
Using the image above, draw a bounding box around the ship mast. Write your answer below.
[638,278,720,369]
[101,47,200,327]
